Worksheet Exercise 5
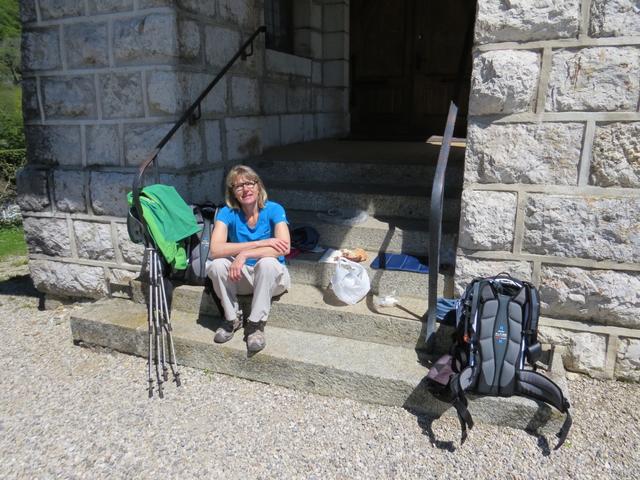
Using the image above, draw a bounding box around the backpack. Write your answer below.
[181,203,218,286]
[426,273,572,449]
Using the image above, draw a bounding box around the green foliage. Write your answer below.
[0,148,24,204]
[0,84,24,150]
[0,37,20,83]
[0,224,27,259]
[0,0,20,41]
[0,0,20,83]
[0,148,25,165]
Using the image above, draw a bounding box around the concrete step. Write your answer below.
[170,283,434,349]
[247,145,464,191]
[270,182,461,221]
[70,298,568,434]
[287,208,457,261]
[286,249,454,299]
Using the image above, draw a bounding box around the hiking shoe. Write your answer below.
[245,321,266,353]
[214,318,242,344]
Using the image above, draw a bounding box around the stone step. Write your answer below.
[286,249,454,299]
[170,283,437,350]
[270,182,461,221]
[257,139,466,167]
[287,208,458,261]
[247,143,464,191]
[70,298,568,434]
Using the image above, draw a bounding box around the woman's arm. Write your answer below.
[235,222,291,261]
[214,221,291,282]
[209,221,290,259]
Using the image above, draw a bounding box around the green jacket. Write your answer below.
[127,184,201,270]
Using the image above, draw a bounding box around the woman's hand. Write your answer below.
[259,237,289,254]
[229,254,246,282]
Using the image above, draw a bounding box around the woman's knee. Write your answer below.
[253,257,280,276]
[206,258,230,280]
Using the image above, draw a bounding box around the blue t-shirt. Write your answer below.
[216,201,288,266]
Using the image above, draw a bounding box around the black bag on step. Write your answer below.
[426,273,572,449]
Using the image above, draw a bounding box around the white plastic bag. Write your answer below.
[331,257,371,305]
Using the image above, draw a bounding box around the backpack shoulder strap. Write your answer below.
[517,370,572,449]
[198,205,218,275]
[449,365,478,444]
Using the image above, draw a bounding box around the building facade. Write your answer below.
[18,0,640,380]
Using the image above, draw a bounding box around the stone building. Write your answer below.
[18,0,640,381]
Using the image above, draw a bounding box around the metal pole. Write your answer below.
[146,247,154,398]
[424,102,458,352]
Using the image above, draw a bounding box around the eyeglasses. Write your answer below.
[232,180,257,193]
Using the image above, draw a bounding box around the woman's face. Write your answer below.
[232,175,259,207]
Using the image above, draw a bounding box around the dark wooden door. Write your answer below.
[350,0,475,139]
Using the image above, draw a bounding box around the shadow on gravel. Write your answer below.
[416,416,457,452]
[525,430,552,456]
[0,274,41,299]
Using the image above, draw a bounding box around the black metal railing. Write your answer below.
[132,25,267,240]
[424,101,458,351]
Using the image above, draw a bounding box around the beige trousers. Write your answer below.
[206,257,290,324]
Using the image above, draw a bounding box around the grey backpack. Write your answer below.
[426,273,572,449]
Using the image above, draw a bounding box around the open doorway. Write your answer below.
[349,0,476,140]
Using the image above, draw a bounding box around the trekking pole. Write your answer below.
[150,249,164,398]
[146,247,155,398]
[153,251,169,383]
[157,257,181,387]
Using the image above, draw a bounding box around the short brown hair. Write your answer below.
[224,165,268,209]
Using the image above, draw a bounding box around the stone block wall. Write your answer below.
[457,0,640,379]
[19,0,349,300]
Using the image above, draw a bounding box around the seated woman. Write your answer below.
[207,165,290,353]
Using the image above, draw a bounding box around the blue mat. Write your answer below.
[370,253,429,274]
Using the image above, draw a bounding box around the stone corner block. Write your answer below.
[524,195,640,264]
[590,0,640,38]
[22,28,61,71]
[546,47,640,112]
[458,190,517,251]
[16,168,50,212]
[539,266,640,329]
[26,125,82,167]
[29,259,108,299]
[591,122,640,188]
[225,116,263,161]
[88,0,135,15]
[116,223,145,265]
[100,72,145,119]
[39,0,84,20]
[204,26,240,68]
[470,50,540,115]
[22,217,71,257]
[42,76,97,120]
[566,332,608,375]
[454,256,532,297]
[64,22,109,69]
[114,13,179,65]
[475,0,580,44]
[86,124,122,166]
[615,337,640,382]
[231,76,260,114]
[466,122,582,185]
[54,170,87,213]
[90,171,135,217]
[74,221,116,261]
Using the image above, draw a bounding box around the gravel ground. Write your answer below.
[0,260,639,479]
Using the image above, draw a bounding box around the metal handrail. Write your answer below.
[424,101,458,351]
[132,25,267,241]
